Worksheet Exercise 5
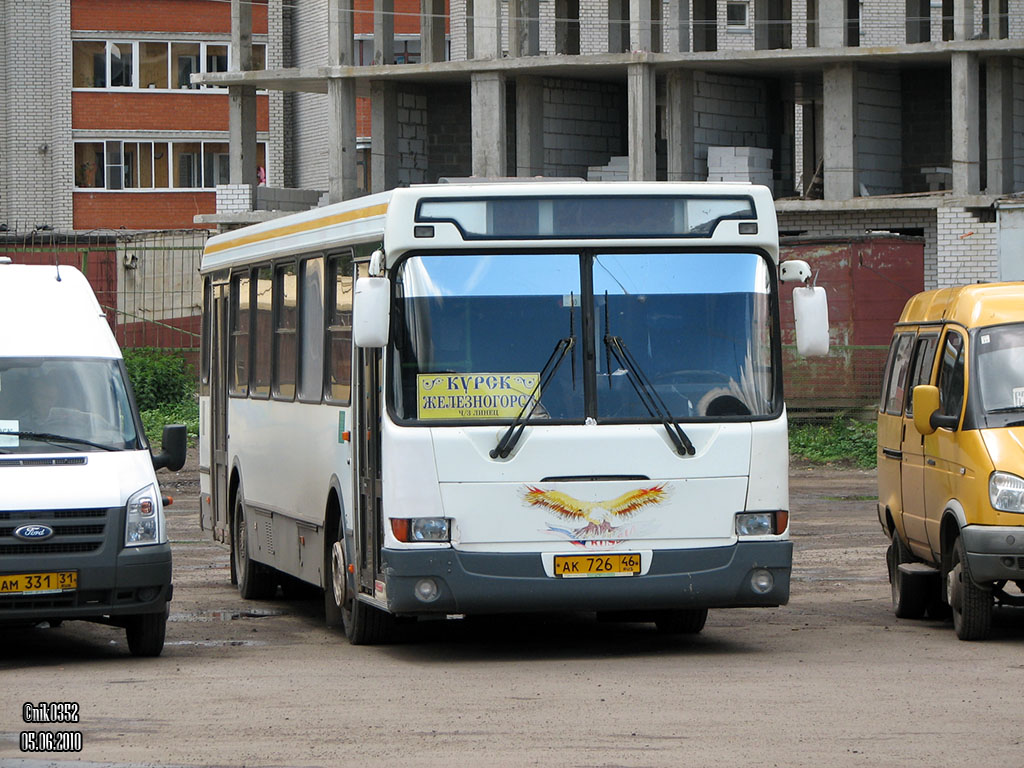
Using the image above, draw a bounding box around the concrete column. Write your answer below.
[823,63,856,200]
[328,78,358,202]
[986,58,1013,194]
[329,0,355,65]
[371,82,399,192]
[818,0,845,47]
[516,76,545,176]
[509,0,540,56]
[474,0,502,57]
[629,0,652,51]
[666,0,690,52]
[627,63,655,180]
[420,0,447,62]
[471,72,506,176]
[951,53,980,195]
[953,0,975,39]
[374,0,395,64]
[665,70,695,181]
[229,0,257,187]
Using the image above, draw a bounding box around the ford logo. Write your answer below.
[13,524,54,541]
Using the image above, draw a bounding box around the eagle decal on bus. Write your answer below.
[522,484,667,547]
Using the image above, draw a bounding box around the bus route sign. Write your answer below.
[416,373,540,420]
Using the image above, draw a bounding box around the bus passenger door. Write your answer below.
[355,346,384,595]
[210,284,231,544]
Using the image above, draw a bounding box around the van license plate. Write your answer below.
[553,554,641,578]
[0,571,78,595]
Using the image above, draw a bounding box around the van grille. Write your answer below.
[0,507,113,555]
[0,457,88,467]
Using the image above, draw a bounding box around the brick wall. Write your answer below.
[857,69,902,195]
[543,77,624,176]
[778,209,938,288]
[580,0,609,54]
[860,0,905,46]
[1015,58,1024,192]
[397,90,429,185]
[289,0,330,189]
[72,92,270,132]
[73,191,216,229]
[1,0,74,231]
[427,84,472,179]
[935,207,1000,286]
[216,184,254,213]
[71,0,267,35]
[267,0,285,187]
[693,72,770,178]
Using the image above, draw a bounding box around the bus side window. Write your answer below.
[229,271,250,396]
[298,257,324,402]
[272,262,298,400]
[251,265,273,399]
[325,252,354,404]
[882,333,914,415]
[936,330,965,423]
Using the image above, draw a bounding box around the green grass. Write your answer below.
[139,397,199,446]
[789,417,877,469]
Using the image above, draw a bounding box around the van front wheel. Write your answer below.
[948,536,992,641]
[125,608,167,657]
[888,533,927,619]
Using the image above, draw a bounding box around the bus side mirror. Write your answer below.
[353,276,391,348]
[912,385,957,434]
[152,424,187,471]
[792,284,829,357]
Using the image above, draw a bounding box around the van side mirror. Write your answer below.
[792,284,830,357]
[152,424,187,471]
[353,276,391,348]
[913,385,958,434]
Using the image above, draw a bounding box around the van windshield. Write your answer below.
[975,324,1024,424]
[0,358,141,453]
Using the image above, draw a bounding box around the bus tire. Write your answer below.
[888,533,928,619]
[324,517,345,629]
[233,483,276,600]
[125,608,167,657]
[343,596,392,645]
[949,535,992,641]
[654,608,708,635]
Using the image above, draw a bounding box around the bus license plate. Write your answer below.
[0,571,78,595]
[553,554,640,578]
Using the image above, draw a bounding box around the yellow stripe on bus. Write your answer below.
[204,203,390,255]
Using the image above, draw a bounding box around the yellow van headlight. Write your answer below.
[990,471,1024,513]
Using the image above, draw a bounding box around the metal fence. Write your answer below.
[0,229,207,371]
[784,344,887,422]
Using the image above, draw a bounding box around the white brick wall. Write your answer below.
[268,0,285,187]
[778,209,938,288]
[543,78,623,175]
[290,0,330,190]
[216,184,255,213]
[693,72,770,177]
[1015,58,1024,192]
[860,0,905,46]
[1012,0,1024,39]
[936,207,1001,286]
[580,0,609,54]
[397,90,429,185]
[1,0,73,231]
[857,69,901,195]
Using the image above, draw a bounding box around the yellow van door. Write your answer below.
[900,333,940,556]
[923,329,967,552]
[878,333,915,531]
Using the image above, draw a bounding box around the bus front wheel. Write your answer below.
[654,608,708,635]
[949,536,992,641]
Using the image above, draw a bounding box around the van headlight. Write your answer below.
[125,484,162,546]
[990,471,1024,513]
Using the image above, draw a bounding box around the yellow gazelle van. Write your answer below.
[878,282,1024,640]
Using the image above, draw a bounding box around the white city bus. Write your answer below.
[197,181,828,644]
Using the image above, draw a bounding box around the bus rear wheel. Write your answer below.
[654,608,708,635]
[233,484,276,600]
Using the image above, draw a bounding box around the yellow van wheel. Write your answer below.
[948,536,992,641]
[888,534,927,619]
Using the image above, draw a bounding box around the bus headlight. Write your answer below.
[735,511,788,536]
[990,471,1024,512]
[125,484,161,546]
[390,517,451,542]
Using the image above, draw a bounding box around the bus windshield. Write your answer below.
[0,358,141,453]
[391,251,777,424]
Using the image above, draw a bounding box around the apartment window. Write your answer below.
[727,1,749,26]
[74,140,266,190]
[203,143,231,188]
[355,36,428,65]
[140,42,170,88]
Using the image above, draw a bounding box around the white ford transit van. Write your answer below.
[0,260,185,656]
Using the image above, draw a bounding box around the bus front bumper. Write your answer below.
[380,540,791,615]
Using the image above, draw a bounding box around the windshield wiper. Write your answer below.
[604,335,695,457]
[490,336,575,459]
[1,431,119,452]
[988,406,1024,414]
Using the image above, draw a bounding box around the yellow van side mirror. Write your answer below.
[912,385,940,435]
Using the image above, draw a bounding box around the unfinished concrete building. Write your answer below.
[200,0,1024,291]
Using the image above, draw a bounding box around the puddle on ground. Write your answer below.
[169,608,287,622]
[164,639,268,647]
